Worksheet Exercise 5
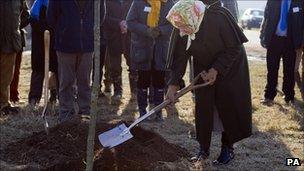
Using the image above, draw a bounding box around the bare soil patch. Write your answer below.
[0,121,189,171]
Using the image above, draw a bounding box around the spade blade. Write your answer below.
[98,123,133,148]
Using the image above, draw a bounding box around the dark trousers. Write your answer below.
[264,35,296,101]
[10,51,22,102]
[28,70,44,102]
[137,69,165,89]
[92,41,107,89]
[107,35,136,93]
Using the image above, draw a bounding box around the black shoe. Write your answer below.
[111,92,122,100]
[261,98,273,106]
[58,111,77,124]
[0,105,20,115]
[285,99,295,106]
[284,96,295,105]
[213,146,235,165]
[98,91,106,98]
[154,112,164,122]
[49,89,57,103]
[190,149,209,162]
[104,86,111,93]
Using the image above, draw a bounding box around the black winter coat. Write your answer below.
[104,0,132,55]
[126,0,173,71]
[0,0,30,53]
[167,4,252,145]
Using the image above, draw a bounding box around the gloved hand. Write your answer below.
[147,27,160,39]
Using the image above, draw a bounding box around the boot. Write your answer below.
[104,82,112,93]
[213,145,235,165]
[153,88,164,121]
[112,76,122,100]
[49,89,57,103]
[137,89,148,117]
[148,86,154,111]
[129,72,137,100]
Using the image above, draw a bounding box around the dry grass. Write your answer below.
[0,51,303,170]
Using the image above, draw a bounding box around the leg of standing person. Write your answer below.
[282,39,296,103]
[76,52,93,116]
[57,52,77,122]
[263,36,284,103]
[28,70,44,105]
[10,51,22,103]
[191,86,215,161]
[123,35,137,100]
[212,131,235,165]
[108,42,123,100]
[151,69,165,121]
[103,50,112,94]
[137,70,151,117]
[0,52,19,115]
[92,40,107,97]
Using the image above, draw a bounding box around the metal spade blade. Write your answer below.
[98,123,133,148]
[98,74,210,148]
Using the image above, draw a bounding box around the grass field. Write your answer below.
[0,51,303,170]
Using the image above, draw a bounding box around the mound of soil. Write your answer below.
[0,121,189,170]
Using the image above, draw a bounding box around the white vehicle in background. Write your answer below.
[240,8,264,30]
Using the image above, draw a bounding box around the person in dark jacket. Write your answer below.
[47,0,105,122]
[0,0,30,115]
[221,0,239,21]
[28,0,58,107]
[166,0,252,165]
[260,0,304,105]
[127,0,173,121]
[104,0,137,100]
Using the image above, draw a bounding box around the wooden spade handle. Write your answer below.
[42,30,50,116]
[127,73,210,130]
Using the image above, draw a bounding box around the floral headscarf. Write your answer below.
[166,0,205,50]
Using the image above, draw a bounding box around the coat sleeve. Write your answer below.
[126,1,150,37]
[104,0,122,31]
[47,0,60,30]
[212,15,243,76]
[260,1,269,40]
[20,0,30,29]
[168,31,190,86]
[158,1,173,36]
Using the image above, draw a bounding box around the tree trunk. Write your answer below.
[85,0,100,171]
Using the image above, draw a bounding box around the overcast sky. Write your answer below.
[238,0,267,10]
